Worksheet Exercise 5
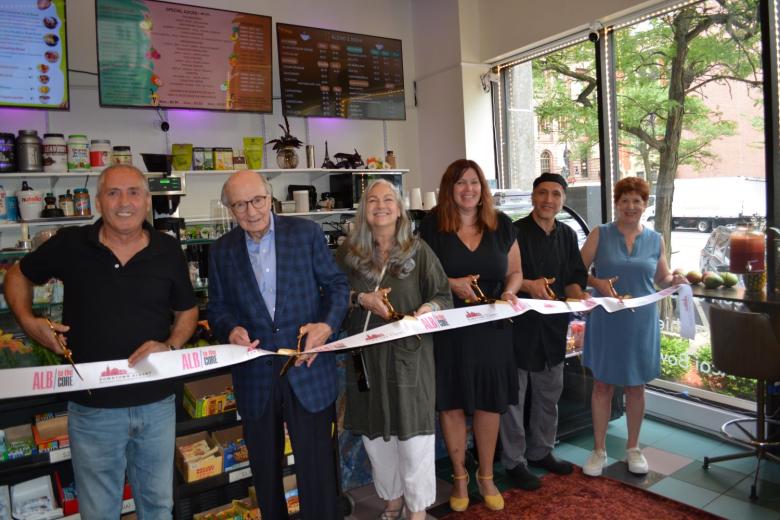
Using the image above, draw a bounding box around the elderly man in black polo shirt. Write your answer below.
[499,173,588,490]
[4,165,198,519]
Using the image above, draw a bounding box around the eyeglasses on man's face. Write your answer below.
[230,194,269,213]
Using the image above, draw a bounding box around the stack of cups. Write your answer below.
[423,191,437,210]
[410,188,423,210]
[294,190,310,213]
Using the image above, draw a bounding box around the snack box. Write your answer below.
[283,474,299,515]
[32,414,68,453]
[211,425,249,472]
[10,475,62,520]
[183,374,235,418]
[175,431,223,483]
[193,497,260,520]
[4,424,35,459]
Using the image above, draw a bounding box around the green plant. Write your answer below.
[693,344,757,400]
[266,115,302,150]
[660,334,690,381]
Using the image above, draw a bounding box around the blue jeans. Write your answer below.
[68,394,175,520]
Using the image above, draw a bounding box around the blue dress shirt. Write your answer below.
[245,217,277,320]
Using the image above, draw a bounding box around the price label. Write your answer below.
[229,467,252,483]
[121,499,135,513]
[49,447,71,464]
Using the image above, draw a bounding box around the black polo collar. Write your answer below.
[86,218,167,256]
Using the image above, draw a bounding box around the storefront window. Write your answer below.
[612,0,765,407]
[497,39,602,229]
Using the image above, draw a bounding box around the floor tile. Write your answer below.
[649,429,725,460]
[702,493,780,520]
[606,418,629,439]
[758,459,780,486]
[639,418,682,445]
[641,446,693,476]
[670,460,747,494]
[647,477,720,509]
[568,433,635,460]
[553,442,602,467]
[724,475,780,513]
[601,462,665,489]
[348,483,378,503]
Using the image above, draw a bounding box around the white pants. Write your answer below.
[362,434,436,513]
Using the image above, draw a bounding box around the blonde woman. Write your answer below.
[336,180,452,520]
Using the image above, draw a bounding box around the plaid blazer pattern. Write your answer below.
[208,215,349,418]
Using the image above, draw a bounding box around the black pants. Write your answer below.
[242,358,338,520]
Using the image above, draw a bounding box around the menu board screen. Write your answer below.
[277,23,405,120]
[96,0,272,112]
[0,0,69,110]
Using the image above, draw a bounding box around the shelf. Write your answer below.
[0,216,96,230]
[156,168,408,175]
[0,446,71,477]
[175,457,294,499]
[0,172,97,179]
[62,498,135,519]
[175,410,239,437]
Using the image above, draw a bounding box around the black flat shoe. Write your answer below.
[528,453,573,475]
[505,463,541,490]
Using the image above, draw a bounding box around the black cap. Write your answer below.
[533,173,568,190]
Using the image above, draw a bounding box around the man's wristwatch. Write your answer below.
[350,291,363,308]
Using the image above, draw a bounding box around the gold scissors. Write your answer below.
[465,276,497,305]
[381,291,413,322]
[46,318,90,394]
[46,318,84,381]
[279,328,306,376]
[607,278,635,313]
[543,277,557,299]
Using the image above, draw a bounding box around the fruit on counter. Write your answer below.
[721,272,739,288]
[686,270,703,285]
[703,272,724,289]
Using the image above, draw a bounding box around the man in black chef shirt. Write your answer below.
[499,173,588,490]
[4,165,198,519]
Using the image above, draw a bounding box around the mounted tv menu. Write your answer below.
[0,0,69,109]
[96,0,272,112]
[277,23,405,120]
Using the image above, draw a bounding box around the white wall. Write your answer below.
[0,0,421,231]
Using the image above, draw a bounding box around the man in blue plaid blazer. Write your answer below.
[208,171,349,520]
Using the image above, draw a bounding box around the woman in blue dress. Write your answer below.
[579,177,687,477]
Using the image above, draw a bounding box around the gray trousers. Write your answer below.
[499,362,564,469]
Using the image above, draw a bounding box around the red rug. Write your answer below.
[441,467,722,519]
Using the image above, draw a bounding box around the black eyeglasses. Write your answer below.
[230,195,269,213]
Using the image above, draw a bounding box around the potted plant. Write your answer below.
[266,115,303,169]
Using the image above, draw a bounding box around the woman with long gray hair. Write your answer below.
[336,179,451,520]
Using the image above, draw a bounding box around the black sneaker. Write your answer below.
[505,463,541,490]
[528,453,573,475]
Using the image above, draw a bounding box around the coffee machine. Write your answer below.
[141,154,187,240]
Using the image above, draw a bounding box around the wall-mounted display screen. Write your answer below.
[0,0,69,110]
[277,23,405,120]
[96,0,272,112]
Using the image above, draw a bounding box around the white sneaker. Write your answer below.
[583,449,608,477]
[626,447,649,474]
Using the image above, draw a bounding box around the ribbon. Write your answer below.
[0,285,693,400]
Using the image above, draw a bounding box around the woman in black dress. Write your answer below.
[419,159,523,512]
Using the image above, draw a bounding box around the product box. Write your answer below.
[10,475,63,520]
[243,137,264,170]
[175,431,223,483]
[32,413,68,453]
[53,472,77,517]
[172,143,193,171]
[0,485,10,520]
[283,474,299,515]
[4,424,35,459]
[212,425,249,472]
[193,497,260,520]
[183,374,235,418]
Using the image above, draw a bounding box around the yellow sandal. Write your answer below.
[449,472,469,512]
[477,472,504,511]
